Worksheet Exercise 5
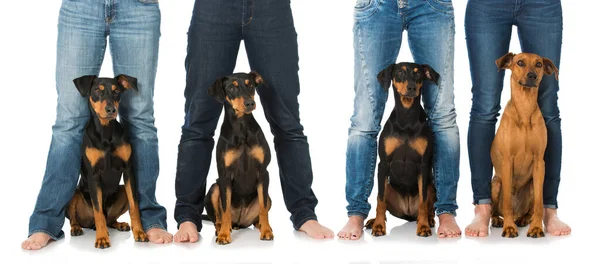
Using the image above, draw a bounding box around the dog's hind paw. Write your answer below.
[71,226,83,236]
[416,225,432,237]
[429,217,436,228]
[491,216,504,228]
[501,226,518,238]
[365,219,375,229]
[516,216,532,227]
[527,226,545,238]
[111,222,131,232]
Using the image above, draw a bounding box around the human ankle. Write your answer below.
[474,204,492,216]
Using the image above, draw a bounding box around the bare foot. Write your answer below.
[465,204,491,237]
[437,213,462,238]
[337,216,364,240]
[21,233,51,250]
[147,228,173,244]
[299,220,334,239]
[174,221,199,243]
[544,208,571,236]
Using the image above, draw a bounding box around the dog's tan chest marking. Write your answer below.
[384,137,403,155]
[409,137,428,156]
[113,144,132,162]
[224,149,242,167]
[85,147,105,167]
[250,145,265,164]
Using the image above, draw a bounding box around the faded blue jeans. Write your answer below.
[466,0,563,208]
[345,0,460,218]
[28,0,167,240]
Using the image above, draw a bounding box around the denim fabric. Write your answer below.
[346,0,460,218]
[28,0,166,240]
[175,0,318,231]
[465,0,563,208]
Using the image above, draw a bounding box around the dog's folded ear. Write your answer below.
[116,74,139,92]
[496,52,515,71]
[422,64,440,85]
[543,57,559,81]
[208,77,226,104]
[73,75,97,97]
[377,64,395,91]
[249,71,264,86]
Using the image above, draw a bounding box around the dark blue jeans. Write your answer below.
[465,0,563,208]
[174,0,318,231]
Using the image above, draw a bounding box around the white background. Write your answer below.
[1,0,599,263]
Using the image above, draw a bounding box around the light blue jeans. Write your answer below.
[28,0,166,240]
[345,0,460,218]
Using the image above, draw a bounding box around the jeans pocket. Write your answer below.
[354,0,380,21]
[425,0,454,15]
[138,0,159,4]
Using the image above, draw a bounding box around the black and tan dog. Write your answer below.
[365,62,439,237]
[67,75,148,249]
[490,52,558,238]
[203,72,273,245]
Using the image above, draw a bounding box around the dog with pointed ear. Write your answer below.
[377,63,440,91]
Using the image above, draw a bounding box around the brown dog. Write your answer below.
[490,52,558,238]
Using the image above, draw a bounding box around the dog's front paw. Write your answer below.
[417,225,432,237]
[260,228,274,241]
[371,221,386,237]
[133,229,149,242]
[71,226,83,236]
[491,216,504,228]
[527,226,545,238]
[95,236,111,249]
[501,226,519,238]
[216,233,232,245]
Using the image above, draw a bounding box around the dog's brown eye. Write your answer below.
[94,89,101,96]
[517,60,525,66]
[536,62,542,67]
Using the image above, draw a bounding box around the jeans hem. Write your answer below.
[435,209,457,217]
[143,223,167,233]
[28,229,63,241]
[176,217,202,231]
[474,198,492,205]
[293,215,318,231]
[347,211,368,220]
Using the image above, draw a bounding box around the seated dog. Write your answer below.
[365,62,439,237]
[203,72,273,245]
[67,75,148,249]
[490,52,558,238]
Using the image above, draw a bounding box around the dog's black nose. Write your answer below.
[105,105,116,115]
[245,99,256,108]
[527,72,537,81]
[407,86,416,92]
